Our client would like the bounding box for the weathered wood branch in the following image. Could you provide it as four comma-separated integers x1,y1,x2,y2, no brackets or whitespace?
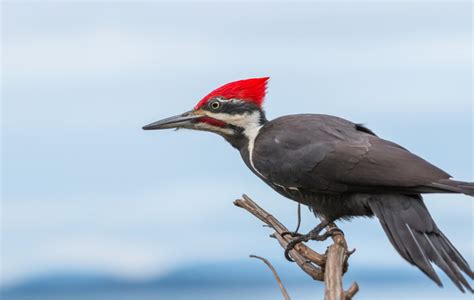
234,194,359,300
250,254,291,300
234,194,325,280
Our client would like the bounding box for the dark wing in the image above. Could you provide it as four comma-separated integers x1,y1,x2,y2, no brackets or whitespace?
253,114,451,193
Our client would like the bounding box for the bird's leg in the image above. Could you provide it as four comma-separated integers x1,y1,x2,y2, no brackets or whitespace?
284,220,343,261
281,203,303,238
294,203,302,234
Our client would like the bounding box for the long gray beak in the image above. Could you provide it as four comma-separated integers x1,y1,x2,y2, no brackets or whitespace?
142,111,201,130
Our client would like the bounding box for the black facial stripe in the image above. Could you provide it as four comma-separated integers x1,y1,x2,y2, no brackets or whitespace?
221,99,267,125
227,124,244,134
203,97,260,114
219,99,260,115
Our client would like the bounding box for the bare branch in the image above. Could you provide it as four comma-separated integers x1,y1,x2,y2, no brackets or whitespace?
250,255,291,300
234,194,325,281
344,283,359,300
234,194,359,300
324,241,346,300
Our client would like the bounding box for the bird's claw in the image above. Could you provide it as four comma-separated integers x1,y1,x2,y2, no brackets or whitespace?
326,227,344,236
281,231,303,238
284,235,310,261
284,226,344,262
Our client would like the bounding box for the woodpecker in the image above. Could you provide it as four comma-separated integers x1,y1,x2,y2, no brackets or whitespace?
143,77,474,292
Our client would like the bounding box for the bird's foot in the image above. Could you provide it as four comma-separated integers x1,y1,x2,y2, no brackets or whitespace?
281,231,303,238
284,224,343,261
326,226,344,237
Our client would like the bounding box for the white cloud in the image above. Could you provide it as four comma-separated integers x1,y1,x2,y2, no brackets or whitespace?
4,29,208,74
4,28,470,77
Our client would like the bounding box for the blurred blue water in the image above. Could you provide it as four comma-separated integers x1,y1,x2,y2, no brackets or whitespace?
2,262,473,300
3,285,471,300
3,284,466,300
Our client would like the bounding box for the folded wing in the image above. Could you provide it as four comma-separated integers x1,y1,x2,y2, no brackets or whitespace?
253,114,451,193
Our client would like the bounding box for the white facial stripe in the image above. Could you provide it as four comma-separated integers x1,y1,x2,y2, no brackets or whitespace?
206,110,261,130
194,122,234,135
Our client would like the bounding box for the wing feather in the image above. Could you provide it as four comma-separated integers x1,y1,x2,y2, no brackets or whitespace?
253,114,450,192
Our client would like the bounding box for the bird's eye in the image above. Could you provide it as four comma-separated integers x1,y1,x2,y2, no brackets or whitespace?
209,100,221,111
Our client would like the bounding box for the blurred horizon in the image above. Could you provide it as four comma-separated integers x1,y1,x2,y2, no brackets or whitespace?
1,1,472,299
1,260,471,300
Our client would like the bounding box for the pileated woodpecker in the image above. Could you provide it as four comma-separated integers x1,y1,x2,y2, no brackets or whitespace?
143,77,474,292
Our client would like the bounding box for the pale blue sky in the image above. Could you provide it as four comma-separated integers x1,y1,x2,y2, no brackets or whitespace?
1,1,472,296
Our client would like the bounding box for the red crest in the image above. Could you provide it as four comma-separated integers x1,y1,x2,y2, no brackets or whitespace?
194,77,269,109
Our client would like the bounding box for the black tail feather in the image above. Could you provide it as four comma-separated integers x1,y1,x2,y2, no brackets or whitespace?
369,195,473,292
437,231,474,278
429,179,474,196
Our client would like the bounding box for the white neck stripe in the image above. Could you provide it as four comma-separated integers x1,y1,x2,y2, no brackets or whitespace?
245,124,265,179
204,109,266,178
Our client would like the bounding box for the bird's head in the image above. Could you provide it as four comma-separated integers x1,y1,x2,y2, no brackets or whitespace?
142,77,269,137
